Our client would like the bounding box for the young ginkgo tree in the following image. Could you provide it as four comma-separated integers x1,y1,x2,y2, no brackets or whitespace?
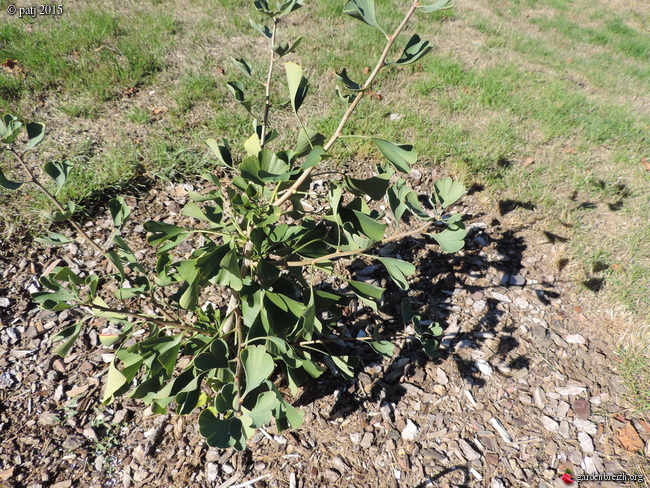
0,0,466,450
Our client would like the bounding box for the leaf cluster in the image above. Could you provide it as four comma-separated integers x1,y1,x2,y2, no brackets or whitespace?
0,0,464,451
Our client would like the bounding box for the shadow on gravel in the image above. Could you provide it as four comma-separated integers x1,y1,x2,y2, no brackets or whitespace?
295,197,549,420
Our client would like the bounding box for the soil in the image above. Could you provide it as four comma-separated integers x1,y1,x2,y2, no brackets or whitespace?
1,165,649,488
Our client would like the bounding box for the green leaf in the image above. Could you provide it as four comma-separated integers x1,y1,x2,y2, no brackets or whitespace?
430,222,466,253
392,34,432,66
344,174,390,200
109,196,131,229
199,410,244,449
277,0,303,17
240,149,291,184
102,351,143,403
352,210,386,241
35,232,72,246
336,85,357,104
52,321,83,356
194,339,230,371
250,20,272,39
404,190,432,220
244,133,262,157
369,339,394,357
232,57,254,80
432,177,465,208
0,113,21,144
206,138,233,168
346,279,384,310
215,383,238,413
242,345,274,396
295,129,325,157
274,36,303,57
377,257,416,290
144,221,189,249
301,145,327,169
336,69,363,91
285,62,309,114
25,122,45,150
331,356,355,379
245,390,280,427
371,138,416,173
343,0,381,31
227,81,252,113
277,400,304,430
0,168,24,190
418,0,452,13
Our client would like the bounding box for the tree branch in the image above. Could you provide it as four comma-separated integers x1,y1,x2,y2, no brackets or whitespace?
272,0,422,207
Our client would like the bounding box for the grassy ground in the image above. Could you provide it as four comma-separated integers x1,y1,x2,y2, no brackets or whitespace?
1,0,649,403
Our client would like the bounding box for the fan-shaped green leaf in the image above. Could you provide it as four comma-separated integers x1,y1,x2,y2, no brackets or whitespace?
0,168,24,190
418,0,452,13
377,256,415,290
343,0,381,30
285,62,309,114
371,138,416,173
432,177,465,208
250,20,272,39
26,122,45,150
344,174,390,200
227,81,252,113
295,129,325,157
242,345,274,396
392,34,432,66
429,222,467,253
336,69,363,91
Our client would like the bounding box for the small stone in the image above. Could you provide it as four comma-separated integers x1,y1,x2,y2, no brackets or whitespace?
0,297,10,307
436,368,449,385
475,359,493,376
206,463,218,483
540,416,559,433
557,401,570,418
491,292,511,303
573,419,597,435
578,432,594,453
350,433,362,445
490,477,506,488
222,463,234,474
62,435,84,451
360,432,374,448
490,418,513,443
51,481,72,488
432,384,446,396
533,387,546,409
582,456,598,475
572,399,590,419
556,386,587,396
502,274,525,286
559,421,571,438
254,462,266,471
569,450,582,464
473,300,487,312
565,334,586,344
514,297,529,309
401,419,419,442
323,469,340,483
471,290,484,301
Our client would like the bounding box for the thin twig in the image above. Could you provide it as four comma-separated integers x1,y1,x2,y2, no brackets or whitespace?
285,221,432,267
260,19,278,148
272,0,422,207
230,474,271,488
85,303,204,333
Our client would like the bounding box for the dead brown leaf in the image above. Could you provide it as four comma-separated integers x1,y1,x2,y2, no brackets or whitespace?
617,422,644,452
151,107,168,115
